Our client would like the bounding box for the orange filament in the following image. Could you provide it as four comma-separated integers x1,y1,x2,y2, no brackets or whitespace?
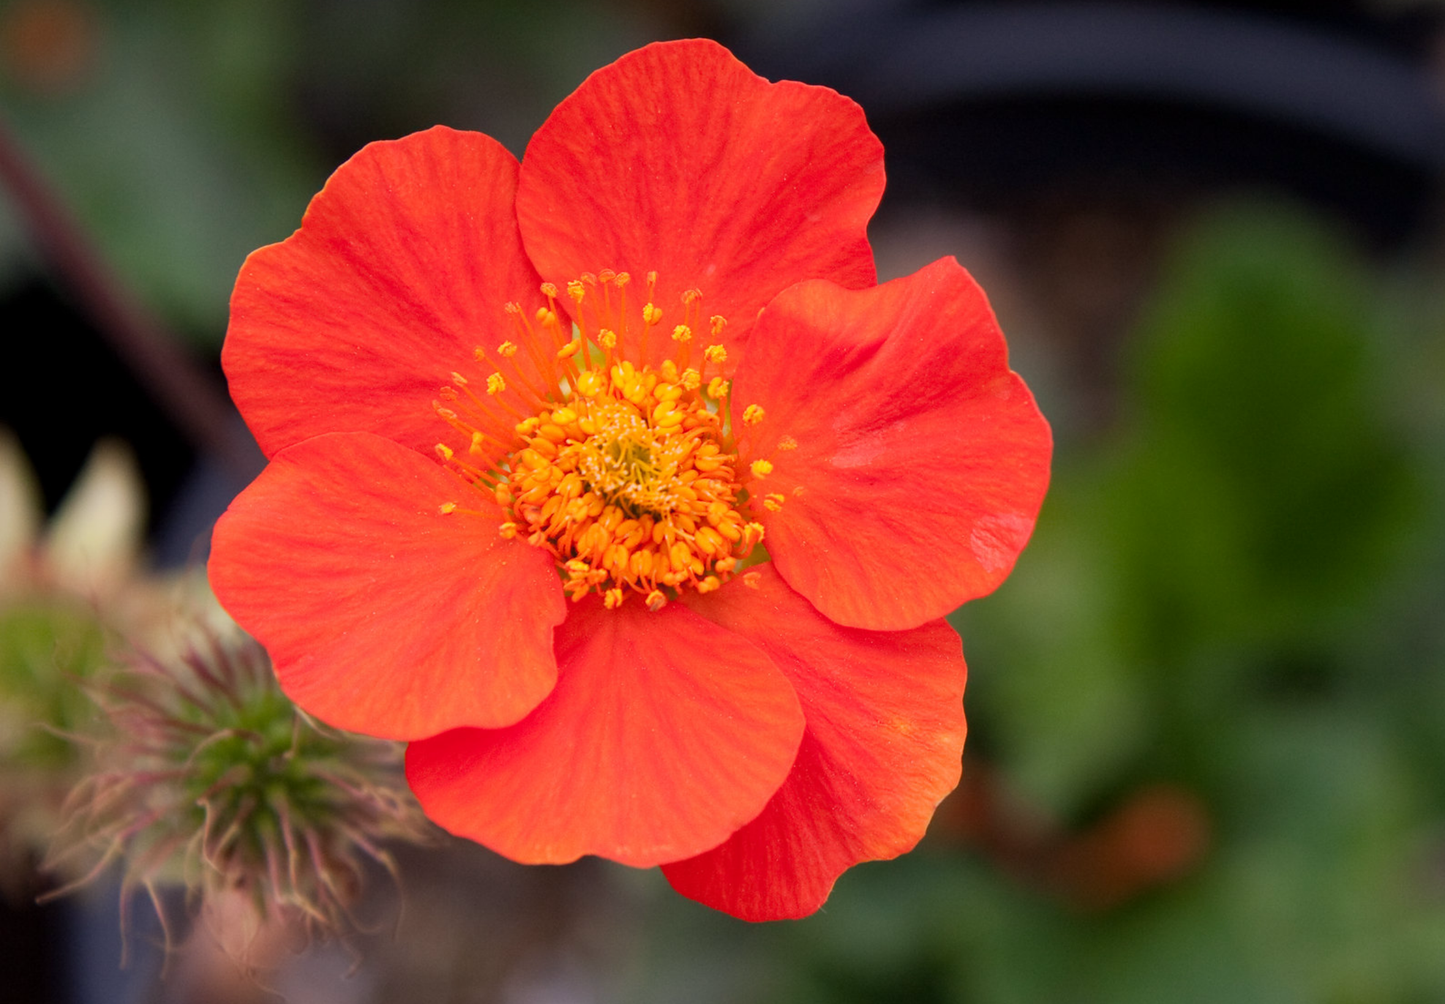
433,271,773,609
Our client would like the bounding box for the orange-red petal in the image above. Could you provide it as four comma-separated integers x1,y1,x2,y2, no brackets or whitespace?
208,432,563,740
405,595,805,868
665,564,967,920
733,257,1052,630
515,38,883,367
224,126,548,459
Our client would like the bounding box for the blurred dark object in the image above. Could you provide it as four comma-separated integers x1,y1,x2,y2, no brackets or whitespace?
0,894,66,1004
0,279,192,539
0,114,264,564
743,1,1445,247
0,120,261,485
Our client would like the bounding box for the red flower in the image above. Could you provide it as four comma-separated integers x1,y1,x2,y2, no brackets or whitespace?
208,39,1050,920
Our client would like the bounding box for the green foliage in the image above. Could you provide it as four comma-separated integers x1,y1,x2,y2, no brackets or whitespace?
0,600,107,770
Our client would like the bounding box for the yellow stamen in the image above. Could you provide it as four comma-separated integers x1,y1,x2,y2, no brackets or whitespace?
431,270,764,609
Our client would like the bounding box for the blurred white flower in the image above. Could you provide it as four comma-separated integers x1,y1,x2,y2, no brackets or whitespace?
0,427,146,599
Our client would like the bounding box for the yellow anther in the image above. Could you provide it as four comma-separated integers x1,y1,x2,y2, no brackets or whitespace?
743,404,766,426
504,301,523,315
695,526,726,555
630,549,654,578
778,435,798,451
576,370,604,397
710,315,727,337
450,371,469,386
763,498,783,512
470,267,764,608
439,502,458,514
750,459,774,478
435,443,454,461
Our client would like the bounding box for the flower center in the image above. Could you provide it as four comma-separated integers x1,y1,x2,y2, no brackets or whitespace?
431,271,766,610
